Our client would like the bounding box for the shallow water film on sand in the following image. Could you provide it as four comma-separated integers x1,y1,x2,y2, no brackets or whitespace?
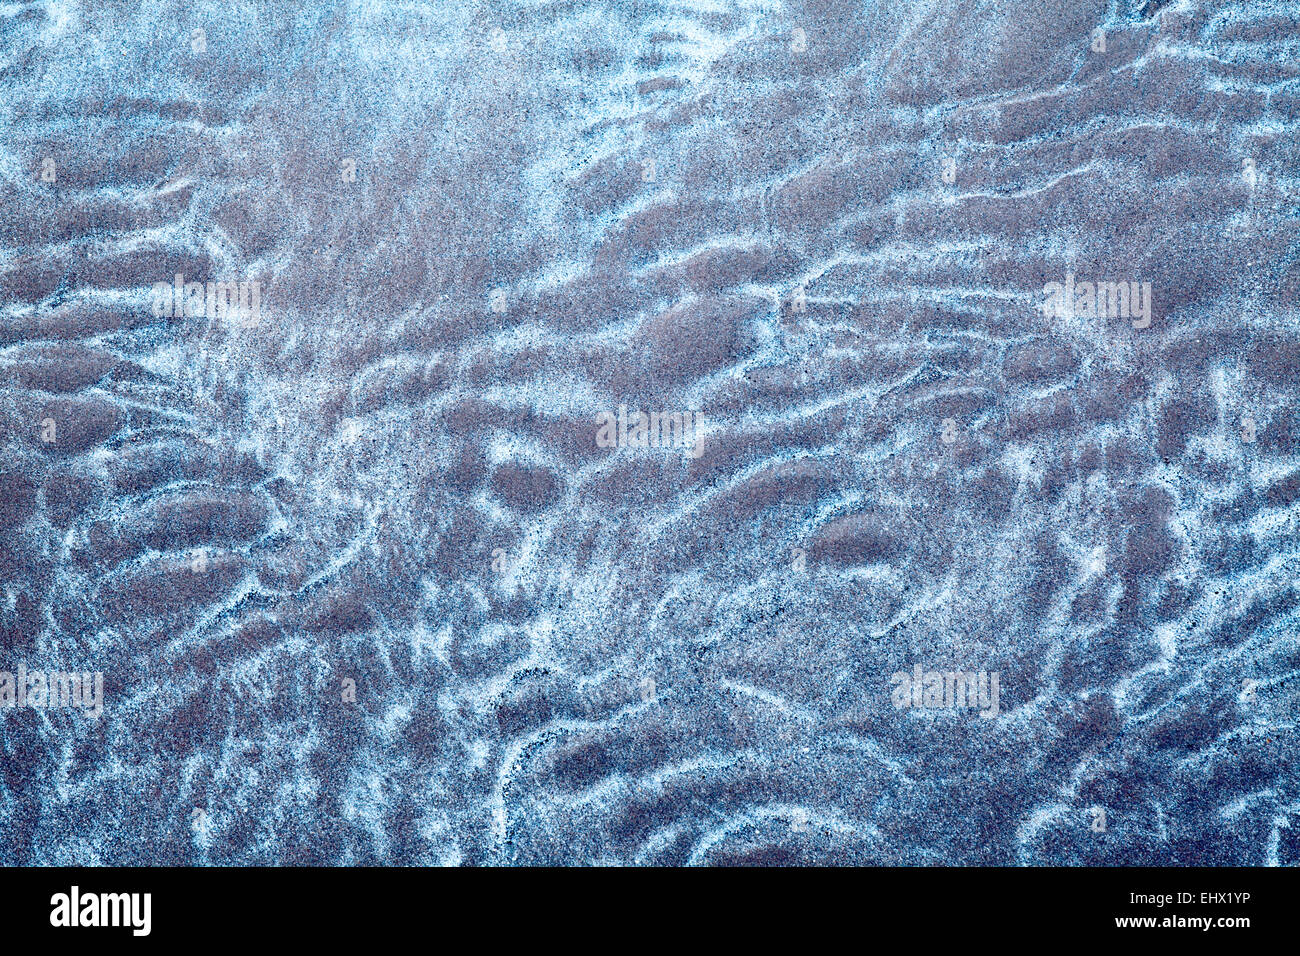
0,0,1297,865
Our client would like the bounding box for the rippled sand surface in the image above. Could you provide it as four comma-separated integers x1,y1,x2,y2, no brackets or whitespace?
1,0,1297,865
